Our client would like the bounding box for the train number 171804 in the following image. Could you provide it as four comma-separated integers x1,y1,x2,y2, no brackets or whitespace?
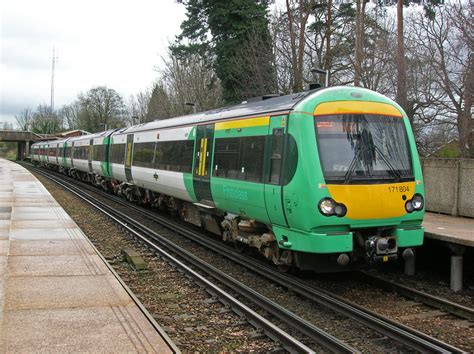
388,185,410,193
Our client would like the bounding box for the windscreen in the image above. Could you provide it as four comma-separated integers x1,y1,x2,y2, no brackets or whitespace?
315,114,413,183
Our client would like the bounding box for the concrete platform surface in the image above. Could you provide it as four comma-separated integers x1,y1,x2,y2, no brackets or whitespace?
424,212,474,247
0,159,177,353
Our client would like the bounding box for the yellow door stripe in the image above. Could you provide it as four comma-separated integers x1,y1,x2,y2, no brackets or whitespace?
126,143,132,167
314,101,402,117
215,116,270,130
198,138,204,176
202,138,208,176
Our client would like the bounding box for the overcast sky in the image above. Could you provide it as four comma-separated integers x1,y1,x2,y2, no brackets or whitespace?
0,0,187,128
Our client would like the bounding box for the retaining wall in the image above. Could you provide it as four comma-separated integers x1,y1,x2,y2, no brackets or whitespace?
421,158,474,217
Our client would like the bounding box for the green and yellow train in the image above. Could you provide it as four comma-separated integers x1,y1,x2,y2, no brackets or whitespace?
31,86,425,271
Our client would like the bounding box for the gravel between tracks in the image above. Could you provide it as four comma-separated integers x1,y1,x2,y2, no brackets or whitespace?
36,175,277,352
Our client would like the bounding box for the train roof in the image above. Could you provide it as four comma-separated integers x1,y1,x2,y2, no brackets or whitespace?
115,89,322,135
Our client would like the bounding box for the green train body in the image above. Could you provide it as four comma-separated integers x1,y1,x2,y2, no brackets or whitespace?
31,86,424,272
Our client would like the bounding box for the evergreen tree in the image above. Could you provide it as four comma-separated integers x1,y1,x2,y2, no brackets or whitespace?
173,0,276,103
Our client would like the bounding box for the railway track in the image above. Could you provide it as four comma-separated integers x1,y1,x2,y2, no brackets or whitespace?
30,166,355,353
28,164,466,353
356,271,474,322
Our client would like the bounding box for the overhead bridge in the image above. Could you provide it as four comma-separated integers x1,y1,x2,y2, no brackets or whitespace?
0,130,56,160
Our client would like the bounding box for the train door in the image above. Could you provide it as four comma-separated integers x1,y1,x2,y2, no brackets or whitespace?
193,124,214,206
264,116,289,227
55,143,59,165
70,142,75,168
88,139,93,173
125,134,134,182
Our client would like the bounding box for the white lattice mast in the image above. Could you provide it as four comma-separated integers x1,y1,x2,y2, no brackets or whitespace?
50,47,58,113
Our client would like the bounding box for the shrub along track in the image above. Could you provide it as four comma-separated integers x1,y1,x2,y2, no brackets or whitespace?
30,165,470,352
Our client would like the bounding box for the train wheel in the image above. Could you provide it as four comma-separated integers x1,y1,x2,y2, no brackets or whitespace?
233,240,247,253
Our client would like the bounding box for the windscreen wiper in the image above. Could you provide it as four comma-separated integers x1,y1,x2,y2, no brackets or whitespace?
343,147,362,183
373,145,402,181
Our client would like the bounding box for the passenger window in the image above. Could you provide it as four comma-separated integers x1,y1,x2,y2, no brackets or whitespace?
241,136,265,182
133,142,155,168
109,143,126,164
213,138,240,178
269,129,284,184
154,140,194,173
213,136,265,182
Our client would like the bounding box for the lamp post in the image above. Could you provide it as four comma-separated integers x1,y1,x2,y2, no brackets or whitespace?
311,67,329,88
185,102,197,114
131,115,140,125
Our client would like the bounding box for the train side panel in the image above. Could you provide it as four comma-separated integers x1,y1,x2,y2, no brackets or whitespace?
131,127,195,202
210,116,270,223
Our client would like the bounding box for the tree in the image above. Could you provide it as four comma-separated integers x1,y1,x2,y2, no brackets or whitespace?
30,105,62,134
128,90,151,124
174,0,276,103
273,2,355,92
15,108,33,131
354,0,367,86
147,52,223,120
407,2,472,157
59,102,82,130
147,82,175,120
77,86,127,132
396,0,409,123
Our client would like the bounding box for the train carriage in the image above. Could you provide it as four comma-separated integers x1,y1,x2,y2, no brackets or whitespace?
110,124,196,202
31,86,425,272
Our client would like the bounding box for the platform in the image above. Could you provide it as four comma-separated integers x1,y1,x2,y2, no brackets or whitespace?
424,212,474,247
0,159,178,352
423,212,473,292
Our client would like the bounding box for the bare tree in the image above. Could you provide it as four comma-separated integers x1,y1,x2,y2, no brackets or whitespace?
128,89,151,124
148,52,223,120
30,105,62,134
59,102,82,130
273,2,355,92
285,0,315,92
449,1,473,157
408,2,472,157
15,108,33,131
77,86,127,132
396,0,409,123
354,0,367,86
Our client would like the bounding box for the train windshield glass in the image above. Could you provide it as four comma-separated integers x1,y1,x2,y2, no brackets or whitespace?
315,114,413,183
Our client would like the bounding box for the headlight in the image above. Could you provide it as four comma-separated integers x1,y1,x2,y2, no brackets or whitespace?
411,194,424,211
405,200,414,213
318,198,347,217
334,203,347,217
405,194,424,213
319,198,336,216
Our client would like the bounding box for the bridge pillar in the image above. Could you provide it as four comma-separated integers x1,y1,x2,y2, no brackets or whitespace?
17,142,27,160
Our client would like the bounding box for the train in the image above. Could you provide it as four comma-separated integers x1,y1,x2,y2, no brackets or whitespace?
31,86,425,272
